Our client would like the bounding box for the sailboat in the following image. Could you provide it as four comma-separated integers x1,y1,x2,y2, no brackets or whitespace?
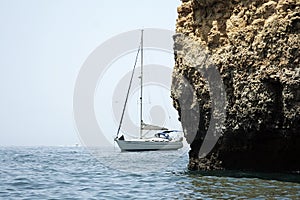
114,30,183,151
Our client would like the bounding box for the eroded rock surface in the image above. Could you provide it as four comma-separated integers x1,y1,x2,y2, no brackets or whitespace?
172,0,300,171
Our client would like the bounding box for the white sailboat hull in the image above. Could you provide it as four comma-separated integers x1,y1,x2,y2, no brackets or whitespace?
116,139,183,152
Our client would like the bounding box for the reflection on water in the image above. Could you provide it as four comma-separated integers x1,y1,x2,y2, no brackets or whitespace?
193,170,300,183
175,171,300,199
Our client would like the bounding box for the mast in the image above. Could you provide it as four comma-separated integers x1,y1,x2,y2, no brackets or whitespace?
140,29,144,139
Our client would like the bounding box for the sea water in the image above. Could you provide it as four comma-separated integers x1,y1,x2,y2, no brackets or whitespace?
0,146,299,199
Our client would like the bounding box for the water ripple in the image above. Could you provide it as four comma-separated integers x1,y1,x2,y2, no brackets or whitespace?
0,147,299,199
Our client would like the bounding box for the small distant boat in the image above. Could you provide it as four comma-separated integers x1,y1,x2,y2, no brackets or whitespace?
114,30,183,151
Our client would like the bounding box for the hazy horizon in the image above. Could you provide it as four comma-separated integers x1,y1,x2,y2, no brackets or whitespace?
0,0,181,146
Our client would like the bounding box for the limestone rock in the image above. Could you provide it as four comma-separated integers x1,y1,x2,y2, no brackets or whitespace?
172,0,300,171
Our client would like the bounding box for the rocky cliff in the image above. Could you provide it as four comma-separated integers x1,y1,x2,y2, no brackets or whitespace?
172,0,300,171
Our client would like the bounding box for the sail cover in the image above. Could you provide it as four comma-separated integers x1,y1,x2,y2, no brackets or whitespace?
141,122,168,130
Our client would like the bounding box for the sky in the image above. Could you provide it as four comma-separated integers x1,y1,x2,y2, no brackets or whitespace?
0,0,181,146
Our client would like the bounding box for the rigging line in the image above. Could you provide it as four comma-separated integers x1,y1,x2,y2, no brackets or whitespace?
115,44,141,139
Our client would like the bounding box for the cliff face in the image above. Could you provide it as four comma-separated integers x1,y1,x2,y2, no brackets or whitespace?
172,0,300,171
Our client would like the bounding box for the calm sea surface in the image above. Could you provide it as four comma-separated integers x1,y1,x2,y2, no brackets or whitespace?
0,146,299,199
